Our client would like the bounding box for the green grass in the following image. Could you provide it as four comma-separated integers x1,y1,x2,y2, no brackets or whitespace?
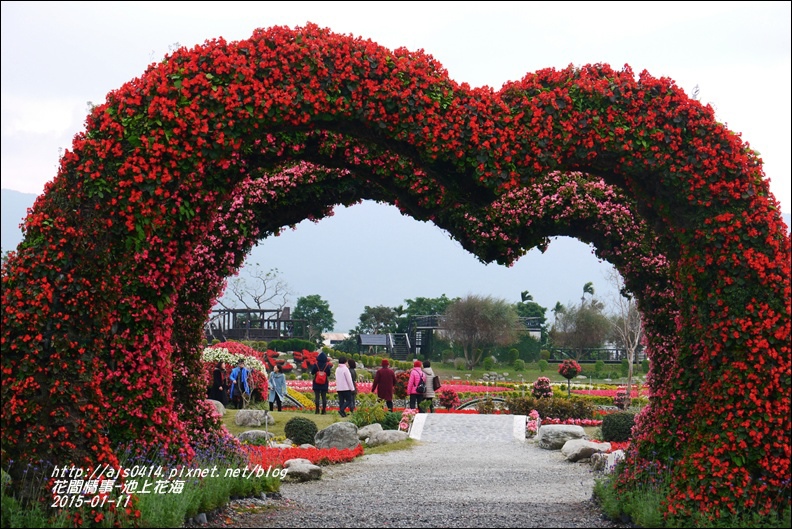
222,408,350,439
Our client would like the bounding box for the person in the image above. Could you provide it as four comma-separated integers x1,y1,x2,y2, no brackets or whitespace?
229,360,250,409
209,361,229,405
348,359,358,413
335,357,355,417
267,364,287,412
407,360,426,411
421,360,436,413
311,352,332,415
371,359,397,413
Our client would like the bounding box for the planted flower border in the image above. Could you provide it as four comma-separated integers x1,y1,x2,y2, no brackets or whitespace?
1,23,788,524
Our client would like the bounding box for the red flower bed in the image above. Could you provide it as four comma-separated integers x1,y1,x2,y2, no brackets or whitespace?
246,444,364,468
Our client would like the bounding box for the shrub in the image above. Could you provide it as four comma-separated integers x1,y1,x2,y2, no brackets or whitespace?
284,416,319,446
442,349,455,363
594,360,606,375
513,359,525,372
621,358,629,378
475,397,496,414
506,348,519,365
454,358,467,371
436,388,461,409
482,356,496,370
539,350,551,360
504,396,596,421
394,371,410,399
558,359,582,380
532,377,553,399
538,359,549,372
601,412,635,442
379,412,402,430
641,358,650,374
613,389,630,410
349,393,386,428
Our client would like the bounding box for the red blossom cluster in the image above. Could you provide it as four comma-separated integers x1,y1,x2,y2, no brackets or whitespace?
1,23,788,525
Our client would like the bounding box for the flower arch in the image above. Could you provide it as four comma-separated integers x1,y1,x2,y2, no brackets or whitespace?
2,23,789,522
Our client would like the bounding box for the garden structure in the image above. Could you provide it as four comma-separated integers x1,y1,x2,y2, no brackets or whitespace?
1,23,789,525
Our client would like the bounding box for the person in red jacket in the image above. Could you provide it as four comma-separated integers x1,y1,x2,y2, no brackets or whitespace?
371,359,397,413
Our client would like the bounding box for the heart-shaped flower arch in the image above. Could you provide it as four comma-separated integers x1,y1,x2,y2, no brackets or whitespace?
1,23,789,522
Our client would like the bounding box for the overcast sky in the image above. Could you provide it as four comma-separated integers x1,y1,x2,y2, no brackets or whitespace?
2,1,790,330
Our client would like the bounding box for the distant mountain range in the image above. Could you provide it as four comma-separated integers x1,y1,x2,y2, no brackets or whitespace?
2,188,790,332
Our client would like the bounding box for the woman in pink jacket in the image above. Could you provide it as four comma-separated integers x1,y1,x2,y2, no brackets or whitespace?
407,360,426,411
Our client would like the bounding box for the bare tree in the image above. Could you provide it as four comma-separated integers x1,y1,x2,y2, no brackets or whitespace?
604,267,644,401
216,263,291,311
549,282,609,361
444,294,520,369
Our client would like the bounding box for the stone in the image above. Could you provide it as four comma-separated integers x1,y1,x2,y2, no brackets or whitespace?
358,423,384,440
561,439,610,462
314,422,360,450
207,399,226,416
237,430,274,443
283,460,322,482
235,409,273,427
537,424,586,450
366,429,409,447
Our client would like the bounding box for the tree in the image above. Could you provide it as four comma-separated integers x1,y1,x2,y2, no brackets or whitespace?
395,294,457,332
443,294,521,369
604,267,644,402
293,294,336,348
216,263,291,311
355,305,398,335
549,282,610,360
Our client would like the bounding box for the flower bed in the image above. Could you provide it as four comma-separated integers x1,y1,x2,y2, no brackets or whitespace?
245,444,364,468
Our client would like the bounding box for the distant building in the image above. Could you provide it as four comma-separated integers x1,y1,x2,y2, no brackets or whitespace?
322,333,349,348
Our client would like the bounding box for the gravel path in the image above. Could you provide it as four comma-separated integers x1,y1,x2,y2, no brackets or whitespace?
192,414,634,528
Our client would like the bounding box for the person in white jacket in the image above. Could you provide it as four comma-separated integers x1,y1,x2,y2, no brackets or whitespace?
422,360,436,413
335,357,355,417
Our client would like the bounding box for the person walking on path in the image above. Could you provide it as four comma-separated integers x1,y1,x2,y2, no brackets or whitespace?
348,359,359,413
421,360,436,413
335,357,355,417
267,364,287,412
311,352,332,414
407,360,426,411
371,359,397,412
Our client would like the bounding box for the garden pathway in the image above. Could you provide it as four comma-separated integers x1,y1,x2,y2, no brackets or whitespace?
195,413,633,528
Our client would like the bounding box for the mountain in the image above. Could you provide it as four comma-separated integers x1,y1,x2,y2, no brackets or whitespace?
2,188,790,332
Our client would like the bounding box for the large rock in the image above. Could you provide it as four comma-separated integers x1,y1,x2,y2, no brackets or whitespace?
314,422,360,450
207,399,226,417
366,429,408,447
283,458,322,482
561,439,610,462
591,449,625,473
358,423,384,440
235,409,273,427
237,430,274,443
537,424,586,450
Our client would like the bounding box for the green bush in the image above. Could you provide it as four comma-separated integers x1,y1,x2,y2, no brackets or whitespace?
537,359,549,372
594,360,606,375
504,395,596,420
349,393,386,427
284,416,319,445
379,412,402,430
454,358,467,370
539,350,551,360
621,359,630,377
641,358,650,374
601,412,635,442
506,348,519,365
482,356,495,370
475,397,497,415
513,359,525,372
442,349,455,363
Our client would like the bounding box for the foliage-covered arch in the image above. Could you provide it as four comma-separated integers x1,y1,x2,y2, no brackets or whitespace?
2,23,789,524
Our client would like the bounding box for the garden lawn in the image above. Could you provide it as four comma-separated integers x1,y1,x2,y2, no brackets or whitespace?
222,409,349,439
